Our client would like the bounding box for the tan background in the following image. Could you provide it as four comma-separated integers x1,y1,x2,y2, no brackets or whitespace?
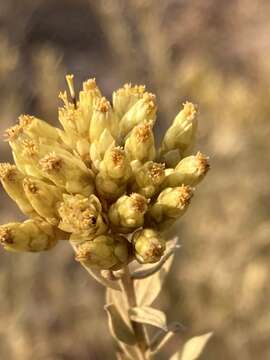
0,0,270,359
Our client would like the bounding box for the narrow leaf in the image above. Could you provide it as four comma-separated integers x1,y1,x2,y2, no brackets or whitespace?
118,344,142,360
106,287,130,325
129,306,168,331
105,304,136,345
150,322,185,353
177,332,212,360
135,238,178,306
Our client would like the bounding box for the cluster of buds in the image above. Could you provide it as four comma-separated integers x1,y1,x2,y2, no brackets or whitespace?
0,76,209,269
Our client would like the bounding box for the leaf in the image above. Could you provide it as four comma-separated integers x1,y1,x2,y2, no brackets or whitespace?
150,321,185,353
170,332,212,360
170,353,180,360
105,304,136,345
106,287,130,325
118,344,142,360
135,238,177,306
129,306,168,331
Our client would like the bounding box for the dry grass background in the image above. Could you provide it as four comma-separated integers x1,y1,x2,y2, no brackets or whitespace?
0,0,270,359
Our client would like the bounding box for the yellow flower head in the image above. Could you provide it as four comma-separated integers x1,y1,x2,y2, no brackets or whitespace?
0,75,209,268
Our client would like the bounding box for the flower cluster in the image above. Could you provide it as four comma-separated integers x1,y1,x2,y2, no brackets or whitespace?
0,75,209,269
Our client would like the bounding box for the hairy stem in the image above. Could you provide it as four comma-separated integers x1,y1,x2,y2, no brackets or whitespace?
120,265,149,360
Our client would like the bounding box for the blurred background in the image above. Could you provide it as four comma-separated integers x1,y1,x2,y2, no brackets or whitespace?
0,0,270,359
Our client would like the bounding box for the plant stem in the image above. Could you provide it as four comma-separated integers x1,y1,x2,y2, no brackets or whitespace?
120,265,149,360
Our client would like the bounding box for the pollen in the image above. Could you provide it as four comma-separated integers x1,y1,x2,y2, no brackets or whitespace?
0,163,17,181
135,121,153,142
143,92,156,113
4,124,23,142
177,185,193,208
39,153,62,172
0,227,13,245
19,114,35,127
111,148,124,166
149,163,165,183
95,97,110,113
196,152,210,175
22,139,37,156
131,193,148,213
182,101,197,120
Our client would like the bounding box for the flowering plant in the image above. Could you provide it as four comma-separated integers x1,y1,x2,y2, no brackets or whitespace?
0,75,211,359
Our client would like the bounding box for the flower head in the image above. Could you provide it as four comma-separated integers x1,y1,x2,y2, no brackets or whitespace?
0,75,209,268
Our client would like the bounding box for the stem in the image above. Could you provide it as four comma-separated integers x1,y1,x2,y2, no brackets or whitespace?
120,265,149,360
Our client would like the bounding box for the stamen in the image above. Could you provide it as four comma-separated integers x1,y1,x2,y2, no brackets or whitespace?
196,152,210,175
0,163,17,181
95,97,110,113
130,193,148,213
135,121,153,142
39,153,62,172
4,124,23,142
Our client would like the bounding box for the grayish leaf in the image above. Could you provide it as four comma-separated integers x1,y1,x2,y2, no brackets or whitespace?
106,287,130,325
129,306,168,331
105,304,136,345
170,332,212,360
150,321,185,353
181,332,212,360
118,344,143,360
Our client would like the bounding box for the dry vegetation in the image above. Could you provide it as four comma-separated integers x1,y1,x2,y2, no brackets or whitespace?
0,0,270,359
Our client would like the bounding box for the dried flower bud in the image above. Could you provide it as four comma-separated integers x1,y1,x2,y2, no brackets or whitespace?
109,193,148,233
58,86,93,161
39,152,94,196
58,90,77,134
5,116,62,148
22,177,63,225
90,97,118,142
101,146,131,180
5,123,75,179
0,163,37,217
75,235,129,270
124,120,156,162
119,92,157,137
18,114,64,145
89,128,115,171
133,161,165,198
133,228,165,264
160,102,197,159
58,194,107,238
96,147,131,200
113,83,146,119
0,219,61,252
79,78,102,132
165,152,210,187
148,185,193,224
